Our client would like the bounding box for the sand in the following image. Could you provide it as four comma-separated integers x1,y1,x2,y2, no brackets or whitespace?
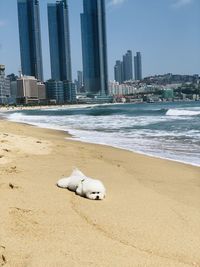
0,119,200,267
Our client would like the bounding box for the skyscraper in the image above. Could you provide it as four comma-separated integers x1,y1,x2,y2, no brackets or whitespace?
134,52,142,80
81,0,108,95
114,60,123,84
123,50,133,81
47,0,72,82
17,0,43,81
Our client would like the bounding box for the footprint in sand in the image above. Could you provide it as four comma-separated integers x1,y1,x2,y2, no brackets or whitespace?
6,166,19,174
9,183,19,189
3,149,10,153
0,246,6,266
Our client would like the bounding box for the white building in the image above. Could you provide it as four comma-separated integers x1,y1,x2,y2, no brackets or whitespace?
17,75,46,104
108,81,137,96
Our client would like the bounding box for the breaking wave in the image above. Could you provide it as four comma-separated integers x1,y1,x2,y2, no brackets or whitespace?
166,109,200,116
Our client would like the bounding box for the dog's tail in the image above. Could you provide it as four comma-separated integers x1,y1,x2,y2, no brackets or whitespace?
71,167,87,179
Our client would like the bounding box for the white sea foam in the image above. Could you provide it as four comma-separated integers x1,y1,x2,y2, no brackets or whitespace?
166,108,200,116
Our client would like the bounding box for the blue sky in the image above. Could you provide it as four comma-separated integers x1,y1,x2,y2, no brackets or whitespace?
0,0,199,80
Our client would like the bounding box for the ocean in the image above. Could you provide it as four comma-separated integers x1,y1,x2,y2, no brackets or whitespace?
3,101,200,167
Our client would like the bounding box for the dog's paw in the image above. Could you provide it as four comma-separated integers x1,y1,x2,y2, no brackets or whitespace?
57,177,70,188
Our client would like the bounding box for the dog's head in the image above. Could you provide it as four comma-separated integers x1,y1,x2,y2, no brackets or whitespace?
84,180,106,200
86,190,105,200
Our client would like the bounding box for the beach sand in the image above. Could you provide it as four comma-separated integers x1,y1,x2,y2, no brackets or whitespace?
0,119,200,267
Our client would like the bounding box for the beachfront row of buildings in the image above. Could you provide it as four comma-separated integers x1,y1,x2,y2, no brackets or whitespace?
1,63,199,105
0,65,76,105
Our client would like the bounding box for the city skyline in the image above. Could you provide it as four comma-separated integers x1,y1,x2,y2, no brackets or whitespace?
0,0,199,81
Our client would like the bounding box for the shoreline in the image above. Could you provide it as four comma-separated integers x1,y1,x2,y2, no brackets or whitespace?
2,100,200,169
68,137,200,168
3,112,200,168
1,119,200,266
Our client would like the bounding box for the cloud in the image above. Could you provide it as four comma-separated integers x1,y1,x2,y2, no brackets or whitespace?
171,0,193,8
108,0,126,7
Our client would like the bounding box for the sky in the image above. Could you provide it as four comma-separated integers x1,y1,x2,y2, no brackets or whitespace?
0,0,199,81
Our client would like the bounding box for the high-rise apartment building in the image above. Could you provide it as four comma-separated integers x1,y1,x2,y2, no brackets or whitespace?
114,60,123,84
81,0,108,95
123,50,133,81
47,0,72,82
17,0,43,81
134,52,142,80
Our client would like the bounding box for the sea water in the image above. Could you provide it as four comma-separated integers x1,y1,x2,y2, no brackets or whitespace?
4,101,200,167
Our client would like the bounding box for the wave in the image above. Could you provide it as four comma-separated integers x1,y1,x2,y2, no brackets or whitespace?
4,102,200,167
166,109,200,116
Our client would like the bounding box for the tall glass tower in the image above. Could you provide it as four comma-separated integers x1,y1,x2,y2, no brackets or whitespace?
17,0,43,81
134,52,142,81
47,0,72,82
114,60,123,84
123,50,133,81
81,0,108,95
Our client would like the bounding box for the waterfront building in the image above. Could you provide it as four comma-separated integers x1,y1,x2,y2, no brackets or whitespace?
81,0,108,95
47,0,72,82
123,50,133,81
17,0,43,81
63,81,76,103
108,80,137,96
46,80,76,104
17,75,46,104
46,80,64,104
0,65,11,105
134,52,142,80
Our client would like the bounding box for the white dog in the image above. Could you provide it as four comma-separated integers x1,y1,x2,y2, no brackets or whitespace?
57,169,106,200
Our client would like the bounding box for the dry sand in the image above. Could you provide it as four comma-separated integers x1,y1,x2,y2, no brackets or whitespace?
0,119,200,267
